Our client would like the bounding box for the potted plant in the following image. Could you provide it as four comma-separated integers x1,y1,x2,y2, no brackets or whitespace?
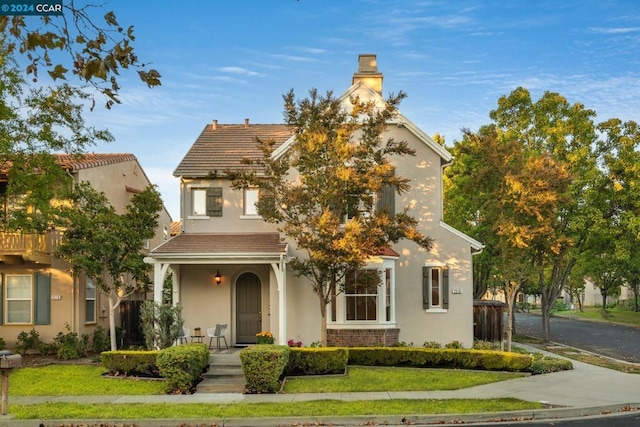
255,331,274,344
194,327,201,337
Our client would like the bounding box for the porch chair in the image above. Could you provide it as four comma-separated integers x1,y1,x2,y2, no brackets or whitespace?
207,324,228,351
177,327,190,344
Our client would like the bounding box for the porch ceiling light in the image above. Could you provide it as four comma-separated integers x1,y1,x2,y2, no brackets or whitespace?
214,270,222,285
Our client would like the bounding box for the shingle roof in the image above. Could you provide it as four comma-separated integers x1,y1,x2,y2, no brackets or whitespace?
151,232,286,256
54,153,137,171
173,123,292,177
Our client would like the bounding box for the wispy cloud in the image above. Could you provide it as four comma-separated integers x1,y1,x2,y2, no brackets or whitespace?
218,67,265,77
589,27,640,34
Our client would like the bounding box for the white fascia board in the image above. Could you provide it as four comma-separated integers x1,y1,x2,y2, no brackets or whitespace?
439,221,484,253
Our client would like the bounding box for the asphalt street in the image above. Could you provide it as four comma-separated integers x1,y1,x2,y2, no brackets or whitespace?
514,312,640,363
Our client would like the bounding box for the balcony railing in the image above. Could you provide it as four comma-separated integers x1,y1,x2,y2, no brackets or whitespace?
0,231,62,264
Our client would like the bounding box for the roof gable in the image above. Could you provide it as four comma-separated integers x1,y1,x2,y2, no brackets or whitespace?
273,81,453,163
173,123,292,178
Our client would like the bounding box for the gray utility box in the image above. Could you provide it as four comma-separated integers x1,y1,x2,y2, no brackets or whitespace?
0,351,21,369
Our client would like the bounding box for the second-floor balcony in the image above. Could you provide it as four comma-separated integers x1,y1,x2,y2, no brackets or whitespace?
0,231,62,265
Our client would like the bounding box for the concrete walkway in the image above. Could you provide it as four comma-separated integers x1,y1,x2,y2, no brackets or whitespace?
2,344,640,426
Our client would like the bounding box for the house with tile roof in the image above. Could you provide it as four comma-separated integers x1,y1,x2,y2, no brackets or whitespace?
147,55,483,347
0,153,172,348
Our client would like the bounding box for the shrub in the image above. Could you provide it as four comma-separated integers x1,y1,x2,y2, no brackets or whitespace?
140,301,184,350
15,329,43,356
285,347,348,376
157,343,209,394
348,347,534,372
473,340,499,350
102,350,160,376
241,344,290,393
0,338,5,351
444,340,464,349
53,324,88,360
423,341,441,349
529,354,574,374
92,326,110,353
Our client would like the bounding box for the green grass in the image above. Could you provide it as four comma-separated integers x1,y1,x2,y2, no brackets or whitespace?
553,307,640,327
9,399,542,420
10,365,166,395
283,366,525,393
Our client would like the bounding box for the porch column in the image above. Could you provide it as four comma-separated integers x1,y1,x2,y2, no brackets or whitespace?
272,254,287,345
152,262,171,304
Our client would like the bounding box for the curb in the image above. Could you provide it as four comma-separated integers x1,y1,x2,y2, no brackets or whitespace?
2,403,639,426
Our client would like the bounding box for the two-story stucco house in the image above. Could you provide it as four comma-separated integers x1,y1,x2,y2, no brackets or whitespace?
147,55,482,348
0,153,173,348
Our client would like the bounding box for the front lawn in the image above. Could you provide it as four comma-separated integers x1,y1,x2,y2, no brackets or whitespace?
10,398,542,420
283,366,525,393
10,365,166,395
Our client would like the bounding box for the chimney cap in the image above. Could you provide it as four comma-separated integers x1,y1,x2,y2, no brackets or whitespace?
357,54,379,74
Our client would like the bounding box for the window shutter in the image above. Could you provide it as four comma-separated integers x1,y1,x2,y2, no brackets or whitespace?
376,168,395,216
422,266,430,309
206,187,223,217
35,272,51,325
442,267,449,309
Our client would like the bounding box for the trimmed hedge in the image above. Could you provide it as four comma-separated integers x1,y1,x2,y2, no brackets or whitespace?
347,347,534,372
240,345,290,393
157,343,210,394
285,347,348,376
101,350,160,376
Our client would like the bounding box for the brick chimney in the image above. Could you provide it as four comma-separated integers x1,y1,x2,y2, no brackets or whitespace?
352,54,383,95
244,118,250,128
212,119,218,130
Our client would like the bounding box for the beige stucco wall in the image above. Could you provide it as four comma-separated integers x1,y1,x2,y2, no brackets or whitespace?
180,178,278,234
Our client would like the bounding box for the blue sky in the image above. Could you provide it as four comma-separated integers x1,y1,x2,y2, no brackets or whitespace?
78,0,640,220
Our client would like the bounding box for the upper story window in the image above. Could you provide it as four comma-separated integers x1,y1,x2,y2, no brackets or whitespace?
191,187,223,217
422,266,449,311
243,188,260,216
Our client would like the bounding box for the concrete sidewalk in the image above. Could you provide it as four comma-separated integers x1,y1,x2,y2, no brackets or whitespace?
2,344,640,426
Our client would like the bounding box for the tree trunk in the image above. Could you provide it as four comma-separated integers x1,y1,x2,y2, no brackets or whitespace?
320,297,327,346
601,289,608,313
108,295,118,351
540,288,552,343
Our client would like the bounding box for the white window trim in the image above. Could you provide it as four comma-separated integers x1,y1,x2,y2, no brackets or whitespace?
242,188,261,218
5,274,33,324
190,187,208,217
424,263,448,313
85,278,97,324
329,257,396,326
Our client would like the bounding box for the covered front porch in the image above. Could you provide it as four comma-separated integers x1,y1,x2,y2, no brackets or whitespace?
145,233,288,346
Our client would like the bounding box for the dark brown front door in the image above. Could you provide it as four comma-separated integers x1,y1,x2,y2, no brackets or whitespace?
236,272,262,343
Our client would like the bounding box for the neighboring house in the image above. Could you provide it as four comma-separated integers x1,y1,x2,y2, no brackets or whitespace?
561,278,633,308
0,153,172,348
147,54,483,347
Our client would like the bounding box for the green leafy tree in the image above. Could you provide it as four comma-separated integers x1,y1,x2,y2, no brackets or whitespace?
56,182,163,350
236,89,433,345
445,125,570,350
0,2,160,231
0,39,113,231
0,2,161,109
594,118,640,312
488,88,599,342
